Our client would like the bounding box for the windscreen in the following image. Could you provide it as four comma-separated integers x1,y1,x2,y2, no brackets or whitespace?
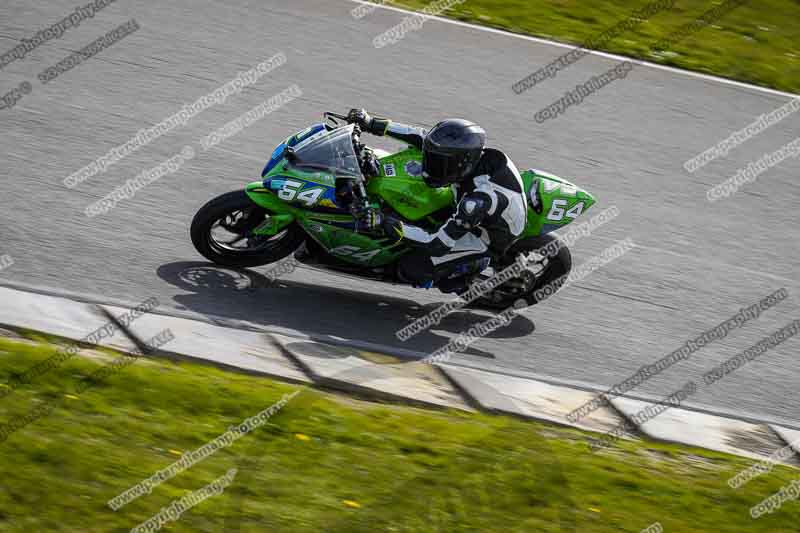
291,124,362,178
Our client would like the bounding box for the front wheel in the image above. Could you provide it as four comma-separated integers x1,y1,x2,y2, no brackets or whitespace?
471,234,572,310
190,190,306,268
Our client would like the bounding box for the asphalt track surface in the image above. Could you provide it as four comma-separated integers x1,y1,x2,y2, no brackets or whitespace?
0,0,798,428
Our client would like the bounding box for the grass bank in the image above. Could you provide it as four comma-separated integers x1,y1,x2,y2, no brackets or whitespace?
375,0,800,94
0,333,797,532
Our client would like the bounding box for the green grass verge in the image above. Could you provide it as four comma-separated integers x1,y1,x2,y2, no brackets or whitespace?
0,333,798,532
375,0,800,94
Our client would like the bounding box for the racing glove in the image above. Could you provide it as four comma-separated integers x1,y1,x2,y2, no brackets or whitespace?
347,108,389,135
381,213,405,243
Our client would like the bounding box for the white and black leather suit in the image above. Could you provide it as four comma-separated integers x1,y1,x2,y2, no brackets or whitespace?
370,120,529,288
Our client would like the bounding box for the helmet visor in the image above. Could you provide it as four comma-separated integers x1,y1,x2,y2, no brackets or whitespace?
422,150,463,185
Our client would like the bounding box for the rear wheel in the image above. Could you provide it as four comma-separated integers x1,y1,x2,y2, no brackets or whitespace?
190,190,305,268
470,234,572,310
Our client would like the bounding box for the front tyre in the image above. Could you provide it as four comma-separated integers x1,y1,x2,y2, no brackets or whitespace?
190,190,305,268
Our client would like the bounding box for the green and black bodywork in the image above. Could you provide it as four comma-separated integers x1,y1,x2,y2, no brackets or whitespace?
191,114,596,308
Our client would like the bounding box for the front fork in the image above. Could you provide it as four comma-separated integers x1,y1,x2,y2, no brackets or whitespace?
252,214,294,236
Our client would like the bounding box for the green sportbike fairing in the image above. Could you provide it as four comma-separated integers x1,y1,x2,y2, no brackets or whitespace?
190,112,596,308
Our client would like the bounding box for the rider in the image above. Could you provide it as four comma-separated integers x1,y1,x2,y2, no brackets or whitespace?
348,109,529,292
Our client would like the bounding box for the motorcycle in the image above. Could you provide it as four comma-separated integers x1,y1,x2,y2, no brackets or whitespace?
190,112,595,308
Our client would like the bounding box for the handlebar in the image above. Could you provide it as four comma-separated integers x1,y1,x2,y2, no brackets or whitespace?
323,110,362,145
324,111,351,127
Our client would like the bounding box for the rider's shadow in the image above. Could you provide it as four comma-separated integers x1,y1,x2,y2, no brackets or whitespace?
156,261,535,360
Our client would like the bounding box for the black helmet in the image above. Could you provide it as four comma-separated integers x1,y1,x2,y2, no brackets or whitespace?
422,119,486,187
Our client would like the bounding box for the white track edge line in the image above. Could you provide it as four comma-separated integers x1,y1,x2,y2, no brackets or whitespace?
1,279,799,432
348,0,800,99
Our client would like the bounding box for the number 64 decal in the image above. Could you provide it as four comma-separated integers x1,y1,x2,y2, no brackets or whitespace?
546,199,585,221
277,179,324,207
330,245,381,262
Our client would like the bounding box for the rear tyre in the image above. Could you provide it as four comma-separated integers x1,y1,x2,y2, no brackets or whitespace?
516,234,572,306
190,190,305,268
471,233,572,310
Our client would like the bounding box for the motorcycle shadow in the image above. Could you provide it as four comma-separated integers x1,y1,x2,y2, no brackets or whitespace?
156,261,536,360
